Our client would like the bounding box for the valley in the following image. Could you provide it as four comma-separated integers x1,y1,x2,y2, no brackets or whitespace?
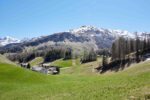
0,54,149,100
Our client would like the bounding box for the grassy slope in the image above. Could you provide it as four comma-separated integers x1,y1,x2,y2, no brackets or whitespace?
0,54,16,65
0,58,149,100
29,57,44,66
29,57,78,68
50,59,73,68
61,57,101,75
47,58,80,68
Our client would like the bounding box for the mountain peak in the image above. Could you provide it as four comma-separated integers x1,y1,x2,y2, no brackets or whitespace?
70,25,99,34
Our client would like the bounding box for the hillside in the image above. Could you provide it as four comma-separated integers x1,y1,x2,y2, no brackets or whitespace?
0,56,149,100
0,54,16,65
50,59,74,68
29,57,44,66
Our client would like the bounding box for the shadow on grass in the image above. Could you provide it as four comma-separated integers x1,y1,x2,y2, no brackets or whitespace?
96,58,144,74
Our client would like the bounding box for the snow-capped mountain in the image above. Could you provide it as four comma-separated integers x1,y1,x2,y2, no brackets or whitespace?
70,25,133,38
0,25,143,53
68,25,135,48
0,36,20,46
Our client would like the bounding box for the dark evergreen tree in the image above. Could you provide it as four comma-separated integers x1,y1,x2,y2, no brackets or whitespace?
81,49,97,63
135,32,140,63
102,50,108,67
63,48,72,60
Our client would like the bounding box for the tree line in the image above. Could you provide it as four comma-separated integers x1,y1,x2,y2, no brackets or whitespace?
101,33,150,72
6,46,73,63
80,48,97,63
6,45,98,64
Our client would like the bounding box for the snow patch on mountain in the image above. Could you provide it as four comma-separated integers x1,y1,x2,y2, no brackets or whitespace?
70,25,99,34
0,36,20,46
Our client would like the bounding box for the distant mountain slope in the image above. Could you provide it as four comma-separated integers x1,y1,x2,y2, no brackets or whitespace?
0,26,136,53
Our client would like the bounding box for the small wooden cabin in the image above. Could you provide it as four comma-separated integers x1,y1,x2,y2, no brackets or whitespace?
20,63,31,69
31,66,60,75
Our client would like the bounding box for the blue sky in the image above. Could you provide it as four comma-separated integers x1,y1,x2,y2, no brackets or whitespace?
0,0,150,39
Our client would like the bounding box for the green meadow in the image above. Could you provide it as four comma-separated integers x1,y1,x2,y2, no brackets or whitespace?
0,56,149,100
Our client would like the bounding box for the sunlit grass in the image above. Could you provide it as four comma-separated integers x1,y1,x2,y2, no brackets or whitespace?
50,59,75,68
29,57,44,66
